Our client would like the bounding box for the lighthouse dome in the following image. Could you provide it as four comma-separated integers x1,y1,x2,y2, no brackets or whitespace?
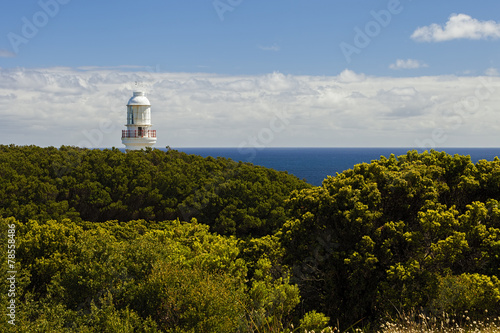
127,91,151,106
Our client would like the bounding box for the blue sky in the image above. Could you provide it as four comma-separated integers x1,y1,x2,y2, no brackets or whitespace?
2,0,499,75
1,0,500,147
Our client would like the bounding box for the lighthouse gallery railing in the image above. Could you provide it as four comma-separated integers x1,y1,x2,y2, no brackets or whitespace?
122,130,157,138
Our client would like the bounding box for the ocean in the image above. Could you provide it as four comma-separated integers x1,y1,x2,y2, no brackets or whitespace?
173,148,500,186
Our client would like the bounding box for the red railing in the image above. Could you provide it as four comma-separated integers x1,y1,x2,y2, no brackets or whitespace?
122,130,156,138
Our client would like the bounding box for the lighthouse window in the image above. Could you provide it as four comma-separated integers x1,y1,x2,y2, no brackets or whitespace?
128,109,134,124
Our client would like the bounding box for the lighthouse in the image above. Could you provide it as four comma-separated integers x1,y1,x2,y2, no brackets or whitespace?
121,91,157,150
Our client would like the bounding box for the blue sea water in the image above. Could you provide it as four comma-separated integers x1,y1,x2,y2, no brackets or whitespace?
173,148,500,186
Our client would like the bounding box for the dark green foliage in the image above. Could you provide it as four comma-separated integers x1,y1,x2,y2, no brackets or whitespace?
133,261,246,332
281,150,500,328
0,217,300,332
432,273,500,315
299,310,331,332
0,145,309,237
3,147,500,331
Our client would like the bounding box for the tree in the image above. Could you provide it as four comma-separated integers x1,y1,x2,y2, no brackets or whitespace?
281,150,500,327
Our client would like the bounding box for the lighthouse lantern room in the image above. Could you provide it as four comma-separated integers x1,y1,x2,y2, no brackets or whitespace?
121,91,157,150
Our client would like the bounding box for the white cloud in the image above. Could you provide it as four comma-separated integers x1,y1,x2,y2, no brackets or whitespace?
337,69,366,83
389,59,428,70
377,87,429,118
0,49,16,58
258,43,280,52
411,14,500,42
77,65,151,71
1,67,499,148
485,67,499,76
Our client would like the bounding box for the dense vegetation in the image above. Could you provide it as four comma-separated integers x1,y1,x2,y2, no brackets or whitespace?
1,145,500,332
0,145,309,238
283,150,500,328
1,217,305,332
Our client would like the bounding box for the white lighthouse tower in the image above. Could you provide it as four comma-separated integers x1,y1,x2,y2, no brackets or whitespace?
121,91,157,150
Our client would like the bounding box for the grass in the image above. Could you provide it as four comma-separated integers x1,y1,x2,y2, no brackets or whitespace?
376,311,500,333
294,311,500,333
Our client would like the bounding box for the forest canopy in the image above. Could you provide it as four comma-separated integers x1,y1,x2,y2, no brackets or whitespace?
1,146,500,332
0,145,310,237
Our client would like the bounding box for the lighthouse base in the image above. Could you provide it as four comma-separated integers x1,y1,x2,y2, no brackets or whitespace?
121,137,157,150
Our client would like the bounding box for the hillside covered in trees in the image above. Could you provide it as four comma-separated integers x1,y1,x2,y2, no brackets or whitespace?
1,145,500,332
0,145,309,238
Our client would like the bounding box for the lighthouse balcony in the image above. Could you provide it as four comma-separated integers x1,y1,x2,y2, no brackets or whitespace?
122,130,157,138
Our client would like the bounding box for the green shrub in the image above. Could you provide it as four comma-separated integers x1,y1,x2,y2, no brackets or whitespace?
132,261,246,332
281,150,500,326
432,273,500,317
299,310,331,332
